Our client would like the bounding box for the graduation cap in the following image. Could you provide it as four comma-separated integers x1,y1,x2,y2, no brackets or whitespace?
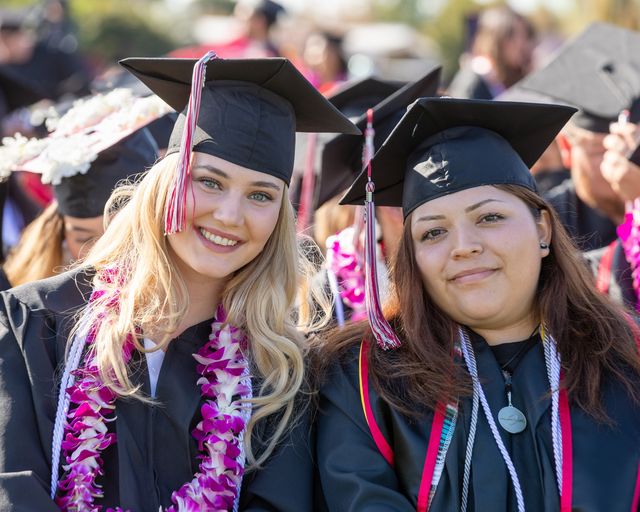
316,65,441,208
293,76,406,229
120,53,359,233
341,97,577,218
513,22,640,133
55,128,158,218
0,89,168,219
324,76,406,119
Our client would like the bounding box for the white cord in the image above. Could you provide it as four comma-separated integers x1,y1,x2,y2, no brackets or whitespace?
49,313,92,498
542,329,563,495
460,377,479,512
459,328,526,512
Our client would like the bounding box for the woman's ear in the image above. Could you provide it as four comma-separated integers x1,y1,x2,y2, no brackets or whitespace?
537,209,552,256
556,133,572,169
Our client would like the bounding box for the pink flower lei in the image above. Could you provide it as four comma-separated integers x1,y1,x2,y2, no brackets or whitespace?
617,202,640,310
325,225,390,324
53,283,251,512
325,226,367,322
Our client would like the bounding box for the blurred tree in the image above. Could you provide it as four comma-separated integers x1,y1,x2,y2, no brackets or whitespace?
2,0,179,68
371,0,490,83
590,0,639,29
195,0,236,15
69,0,178,64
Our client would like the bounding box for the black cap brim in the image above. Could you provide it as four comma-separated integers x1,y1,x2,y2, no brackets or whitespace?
317,65,441,207
513,22,640,131
325,76,406,113
119,57,360,135
340,97,576,207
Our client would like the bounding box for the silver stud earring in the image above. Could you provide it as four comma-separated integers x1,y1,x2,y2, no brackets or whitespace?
539,242,549,249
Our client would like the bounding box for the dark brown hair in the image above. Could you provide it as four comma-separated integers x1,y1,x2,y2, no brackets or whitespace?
472,6,535,88
315,184,640,420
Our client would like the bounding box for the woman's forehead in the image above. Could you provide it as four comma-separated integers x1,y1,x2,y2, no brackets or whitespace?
192,152,285,188
411,186,512,217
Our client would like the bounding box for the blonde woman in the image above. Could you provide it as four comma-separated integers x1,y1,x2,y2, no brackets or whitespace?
0,55,357,511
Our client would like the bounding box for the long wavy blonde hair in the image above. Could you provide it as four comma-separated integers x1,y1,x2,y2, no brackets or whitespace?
78,153,327,466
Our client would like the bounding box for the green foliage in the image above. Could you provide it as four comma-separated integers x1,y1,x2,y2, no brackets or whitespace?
195,0,236,15
370,0,490,83
422,0,486,83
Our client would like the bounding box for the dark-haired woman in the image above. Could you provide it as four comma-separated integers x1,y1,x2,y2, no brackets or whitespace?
314,98,640,511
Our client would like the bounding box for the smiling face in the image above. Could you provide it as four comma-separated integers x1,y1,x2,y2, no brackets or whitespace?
166,152,285,287
410,185,551,339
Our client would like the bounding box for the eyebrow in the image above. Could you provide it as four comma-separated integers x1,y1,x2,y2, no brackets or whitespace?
193,164,282,191
66,225,97,233
414,199,505,223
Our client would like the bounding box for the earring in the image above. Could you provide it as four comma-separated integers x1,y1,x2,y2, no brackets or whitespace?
539,242,549,249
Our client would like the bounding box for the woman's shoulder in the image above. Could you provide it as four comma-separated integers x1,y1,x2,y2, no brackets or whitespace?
0,266,94,317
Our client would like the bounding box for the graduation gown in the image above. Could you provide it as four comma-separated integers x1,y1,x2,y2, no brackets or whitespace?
0,268,315,511
544,179,618,252
316,335,640,511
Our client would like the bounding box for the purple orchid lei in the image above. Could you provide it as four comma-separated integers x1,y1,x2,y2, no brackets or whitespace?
618,202,640,310
325,226,367,321
55,296,251,512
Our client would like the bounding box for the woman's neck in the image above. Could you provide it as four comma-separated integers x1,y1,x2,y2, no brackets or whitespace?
469,315,539,346
146,274,228,344
177,274,227,335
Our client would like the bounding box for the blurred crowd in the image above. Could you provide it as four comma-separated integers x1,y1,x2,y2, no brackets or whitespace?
0,0,639,314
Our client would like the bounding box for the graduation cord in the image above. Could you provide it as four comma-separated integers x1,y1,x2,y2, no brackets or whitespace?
542,326,563,495
460,375,479,512
459,327,568,512
50,309,93,498
459,328,526,512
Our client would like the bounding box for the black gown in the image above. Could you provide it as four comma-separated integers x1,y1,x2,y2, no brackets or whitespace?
0,268,316,511
544,179,618,252
316,333,640,511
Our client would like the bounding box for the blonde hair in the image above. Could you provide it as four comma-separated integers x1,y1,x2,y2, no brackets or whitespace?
78,153,326,467
4,201,65,286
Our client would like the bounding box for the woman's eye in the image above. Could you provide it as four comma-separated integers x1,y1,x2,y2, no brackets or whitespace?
479,213,505,223
421,228,446,241
249,191,273,202
198,178,221,190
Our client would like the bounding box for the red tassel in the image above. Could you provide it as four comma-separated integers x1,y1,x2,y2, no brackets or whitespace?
296,133,318,233
362,108,401,350
165,51,218,235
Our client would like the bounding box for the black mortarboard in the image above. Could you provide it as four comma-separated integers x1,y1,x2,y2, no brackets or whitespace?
325,77,405,119
55,128,158,218
513,22,640,133
341,97,576,218
119,57,360,186
317,65,441,208
0,65,48,114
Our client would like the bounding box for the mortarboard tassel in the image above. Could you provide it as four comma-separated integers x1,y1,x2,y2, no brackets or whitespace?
165,51,218,235
296,133,318,233
363,108,401,350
